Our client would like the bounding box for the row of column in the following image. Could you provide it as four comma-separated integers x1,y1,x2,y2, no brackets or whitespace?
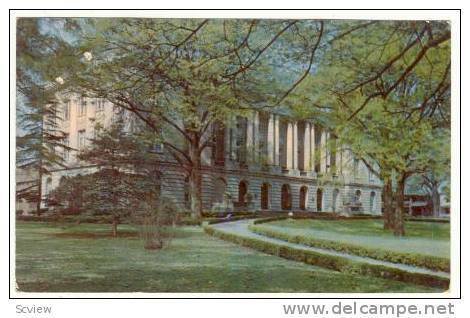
225,112,338,174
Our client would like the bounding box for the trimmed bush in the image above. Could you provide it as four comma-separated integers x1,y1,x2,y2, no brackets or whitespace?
249,224,450,273
406,217,450,223
207,215,258,225
204,225,449,289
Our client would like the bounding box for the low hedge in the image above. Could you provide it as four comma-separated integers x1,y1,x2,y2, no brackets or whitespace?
17,214,203,226
202,211,255,218
249,224,450,273
252,214,381,225
406,217,450,223
204,225,449,290
253,216,289,224
207,215,257,225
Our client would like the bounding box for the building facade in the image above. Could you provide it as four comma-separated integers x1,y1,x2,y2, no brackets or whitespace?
42,96,383,215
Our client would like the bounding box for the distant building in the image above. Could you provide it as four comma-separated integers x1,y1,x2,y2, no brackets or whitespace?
16,167,38,215
41,95,383,214
404,194,433,216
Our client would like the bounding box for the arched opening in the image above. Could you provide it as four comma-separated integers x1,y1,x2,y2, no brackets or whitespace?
45,177,52,196
299,186,308,210
184,176,190,208
238,180,248,204
151,169,162,199
261,183,270,210
281,184,292,210
355,189,362,202
332,189,340,212
370,191,376,212
213,122,225,166
213,177,227,204
316,188,323,212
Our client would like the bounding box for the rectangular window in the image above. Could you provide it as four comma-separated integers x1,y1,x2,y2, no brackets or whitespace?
314,126,322,173
330,135,337,174
63,134,70,160
77,130,86,149
78,98,87,117
96,99,105,112
154,143,164,153
63,101,70,121
353,158,359,179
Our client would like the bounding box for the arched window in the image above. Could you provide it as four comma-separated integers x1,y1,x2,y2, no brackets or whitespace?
370,191,376,212
281,184,292,210
261,183,270,210
299,186,308,210
213,122,225,166
238,180,248,204
184,176,190,208
316,188,323,212
213,177,227,204
332,189,340,212
355,189,362,202
45,177,52,196
151,170,162,199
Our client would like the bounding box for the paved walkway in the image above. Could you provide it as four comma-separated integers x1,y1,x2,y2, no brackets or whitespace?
210,219,450,279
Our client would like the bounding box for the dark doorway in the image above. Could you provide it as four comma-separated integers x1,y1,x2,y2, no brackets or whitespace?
261,183,270,210
281,184,292,210
299,186,308,210
316,188,323,212
238,180,248,204
332,189,339,212
213,122,225,166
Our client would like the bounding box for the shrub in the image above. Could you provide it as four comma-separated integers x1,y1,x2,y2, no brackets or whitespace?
132,197,180,250
207,215,257,225
249,224,450,273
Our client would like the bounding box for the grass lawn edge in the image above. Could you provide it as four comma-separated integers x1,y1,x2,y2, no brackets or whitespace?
204,225,449,290
248,223,450,273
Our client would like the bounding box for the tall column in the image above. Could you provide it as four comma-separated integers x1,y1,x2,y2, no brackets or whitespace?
224,117,231,164
253,111,260,163
320,130,327,174
286,122,293,169
310,124,315,172
337,144,342,174
303,122,311,171
326,131,331,172
274,115,280,166
267,114,275,165
246,115,254,162
230,116,237,161
292,121,298,170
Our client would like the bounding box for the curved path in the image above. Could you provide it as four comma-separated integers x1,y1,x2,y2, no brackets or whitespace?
211,219,449,279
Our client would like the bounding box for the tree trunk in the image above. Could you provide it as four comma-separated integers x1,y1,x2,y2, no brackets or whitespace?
188,140,203,219
111,216,119,237
393,175,406,237
382,178,394,230
36,158,43,216
431,186,441,217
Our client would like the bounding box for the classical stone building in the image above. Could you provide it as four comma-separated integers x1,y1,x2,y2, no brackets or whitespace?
42,96,382,215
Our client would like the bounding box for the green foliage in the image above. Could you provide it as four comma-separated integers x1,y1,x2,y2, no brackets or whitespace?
204,225,449,289
16,19,72,211
49,121,164,226
249,224,450,272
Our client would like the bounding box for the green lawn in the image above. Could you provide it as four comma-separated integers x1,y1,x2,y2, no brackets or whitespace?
15,221,439,293
257,219,450,258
